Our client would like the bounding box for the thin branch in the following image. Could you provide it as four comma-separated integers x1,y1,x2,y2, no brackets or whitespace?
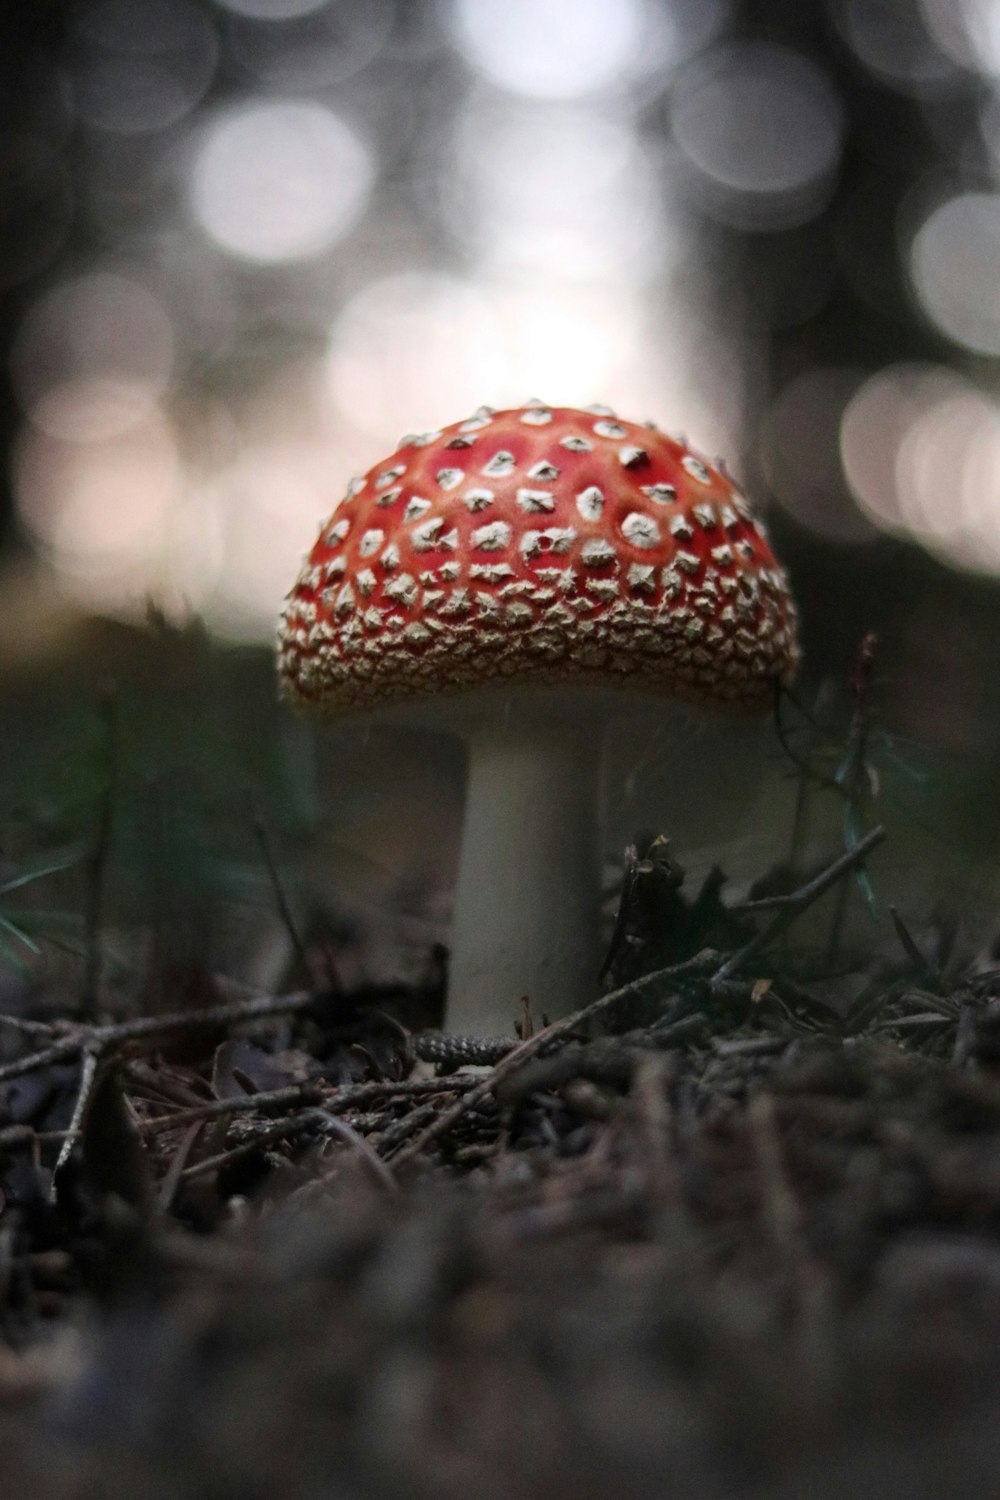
158,1122,204,1212
599,842,639,985
312,1111,399,1194
81,684,117,1019
889,904,934,980
141,1080,324,1134
772,680,842,795
248,786,310,980
386,949,722,1174
138,1074,479,1137
711,825,886,987
386,834,893,1170
172,1102,403,1187
0,1015,61,1039
50,1047,102,1197
0,989,316,1086
176,1114,318,1183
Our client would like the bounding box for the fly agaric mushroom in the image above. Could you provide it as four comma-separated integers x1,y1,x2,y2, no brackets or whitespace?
278,402,799,1035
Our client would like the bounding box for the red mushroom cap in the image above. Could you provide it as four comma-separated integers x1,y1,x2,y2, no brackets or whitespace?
278,402,799,709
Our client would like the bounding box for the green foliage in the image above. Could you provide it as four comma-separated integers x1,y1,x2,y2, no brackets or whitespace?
0,854,84,973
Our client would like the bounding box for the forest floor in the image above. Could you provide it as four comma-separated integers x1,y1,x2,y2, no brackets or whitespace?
0,815,998,1499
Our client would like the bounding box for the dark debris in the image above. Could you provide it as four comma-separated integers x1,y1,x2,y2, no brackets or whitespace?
0,833,997,1495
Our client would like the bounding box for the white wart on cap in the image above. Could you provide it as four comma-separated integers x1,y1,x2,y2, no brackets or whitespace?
278,403,799,711
278,403,800,1038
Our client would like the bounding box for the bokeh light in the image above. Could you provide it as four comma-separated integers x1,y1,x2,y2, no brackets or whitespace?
6,0,1000,655
760,367,879,544
135,231,238,360
909,192,1000,355
71,0,219,136
326,272,494,441
449,0,647,100
14,414,183,611
227,0,394,90
841,364,1000,573
895,382,1000,572
840,363,950,533
324,269,718,448
670,43,844,231
443,102,667,280
191,442,347,638
449,0,730,101
920,0,1000,75
188,99,374,263
835,0,960,98
213,0,329,17
10,271,175,441
12,384,367,634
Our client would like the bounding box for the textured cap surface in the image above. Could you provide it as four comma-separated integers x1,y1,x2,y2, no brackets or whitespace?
278,402,799,710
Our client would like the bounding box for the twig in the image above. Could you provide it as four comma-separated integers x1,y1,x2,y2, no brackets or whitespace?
889,905,934,980
10,1066,484,1150
176,1114,318,1182
872,1014,951,1033
81,683,117,1020
0,1016,60,1039
174,1104,404,1188
386,950,721,1174
248,786,311,981
772,681,841,796
141,1080,325,1134
372,1102,440,1154
787,754,813,880
599,842,639,984
158,1122,204,1211
138,1074,479,1137
0,989,316,1086
50,1047,102,1194
826,634,880,965
711,825,886,987
823,871,853,971
313,1111,398,1193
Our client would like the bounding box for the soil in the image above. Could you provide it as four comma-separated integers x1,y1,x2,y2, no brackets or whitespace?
0,826,998,1499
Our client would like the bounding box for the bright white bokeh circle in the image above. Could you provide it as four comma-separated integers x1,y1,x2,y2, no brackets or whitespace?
840,364,952,532
324,268,744,477
841,363,1000,575
910,192,1000,355
443,104,667,280
895,384,1000,569
189,99,374,263
449,0,645,99
920,0,1000,75
325,271,659,443
14,414,183,615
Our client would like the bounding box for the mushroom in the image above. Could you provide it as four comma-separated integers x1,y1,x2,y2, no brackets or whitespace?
278,403,799,1035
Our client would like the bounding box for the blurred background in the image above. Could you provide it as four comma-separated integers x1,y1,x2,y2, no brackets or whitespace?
3,0,1000,1000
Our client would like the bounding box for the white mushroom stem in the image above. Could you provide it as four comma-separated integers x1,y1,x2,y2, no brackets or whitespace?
446,721,605,1036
